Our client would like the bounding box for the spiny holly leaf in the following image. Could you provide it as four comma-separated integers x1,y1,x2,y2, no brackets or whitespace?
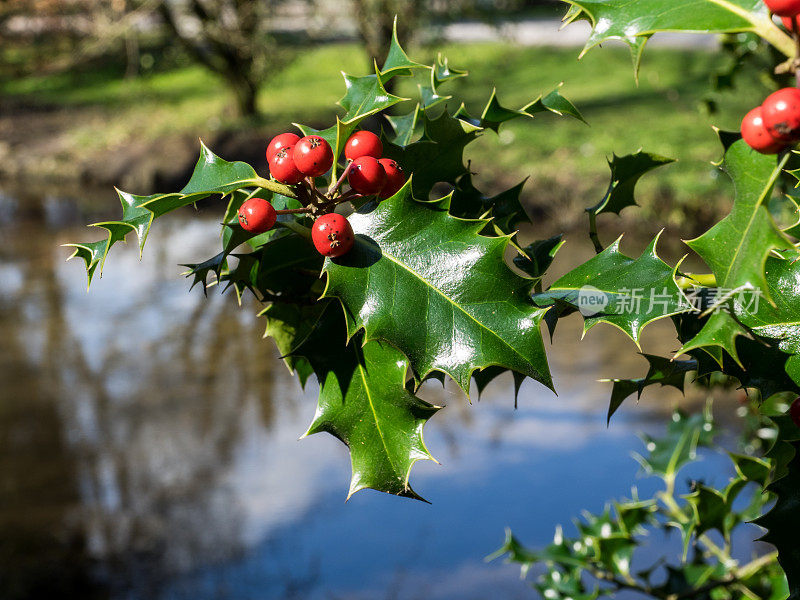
756,440,800,595
322,184,552,395
675,309,800,398
450,172,530,233
562,0,794,71
385,103,423,147
382,110,482,200
480,87,585,133
418,83,450,110
220,233,323,301
684,479,746,542
686,142,792,302
604,354,697,425
524,85,587,124
733,255,800,387
65,142,291,286
379,16,429,81
260,301,331,387
587,152,675,217
298,307,440,500
677,310,749,368
513,234,565,281
181,220,257,294
472,366,527,406
432,53,467,87
338,67,408,125
533,233,692,344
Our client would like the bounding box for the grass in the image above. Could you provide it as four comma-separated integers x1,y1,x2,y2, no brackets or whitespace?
0,40,771,228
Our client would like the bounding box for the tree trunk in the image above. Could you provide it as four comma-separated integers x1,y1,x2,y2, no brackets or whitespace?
230,75,259,117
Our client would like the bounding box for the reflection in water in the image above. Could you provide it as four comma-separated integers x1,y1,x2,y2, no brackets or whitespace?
0,190,749,599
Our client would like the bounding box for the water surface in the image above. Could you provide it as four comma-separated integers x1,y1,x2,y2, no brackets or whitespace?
0,188,756,599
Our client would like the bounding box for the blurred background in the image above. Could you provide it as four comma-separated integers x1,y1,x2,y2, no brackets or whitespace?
0,1,783,599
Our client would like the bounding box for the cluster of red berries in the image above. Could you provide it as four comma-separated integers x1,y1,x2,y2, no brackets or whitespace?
741,88,800,154
740,0,800,153
236,129,407,259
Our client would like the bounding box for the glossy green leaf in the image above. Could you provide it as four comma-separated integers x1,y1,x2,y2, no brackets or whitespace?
299,308,440,500
586,152,675,217
604,354,696,424
379,17,429,80
385,103,423,147
450,173,531,233
756,441,800,596
533,234,691,344
65,142,292,286
686,141,792,302
322,186,552,394
563,0,794,69
338,69,408,125
382,109,482,200
513,235,565,281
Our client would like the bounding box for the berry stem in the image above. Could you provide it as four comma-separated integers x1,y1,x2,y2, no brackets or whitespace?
327,160,353,197
251,176,299,199
275,207,312,215
276,219,312,240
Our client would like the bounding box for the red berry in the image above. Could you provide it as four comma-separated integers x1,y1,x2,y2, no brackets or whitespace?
269,146,304,184
238,198,277,234
312,213,354,258
377,158,406,199
267,132,300,161
766,0,800,16
344,130,383,160
790,397,800,428
741,107,785,154
762,88,800,141
293,135,333,177
348,156,387,195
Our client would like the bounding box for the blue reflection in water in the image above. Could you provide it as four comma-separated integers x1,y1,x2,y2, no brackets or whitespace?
0,194,760,600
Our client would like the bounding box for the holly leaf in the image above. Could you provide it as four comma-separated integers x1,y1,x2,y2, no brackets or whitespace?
299,306,440,500
513,235,565,280
432,53,467,87
587,152,675,217
321,185,553,394
733,255,800,387
260,301,330,387
523,85,587,125
338,67,408,125
65,142,292,286
385,103,423,147
686,140,793,302
533,233,692,345
604,354,697,424
379,16,429,80
450,172,531,232
562,0,793,71
756,441,800,595
383,109,482,200
480,86,585,133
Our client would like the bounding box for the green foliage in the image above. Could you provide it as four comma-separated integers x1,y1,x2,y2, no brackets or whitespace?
490,408,787,600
